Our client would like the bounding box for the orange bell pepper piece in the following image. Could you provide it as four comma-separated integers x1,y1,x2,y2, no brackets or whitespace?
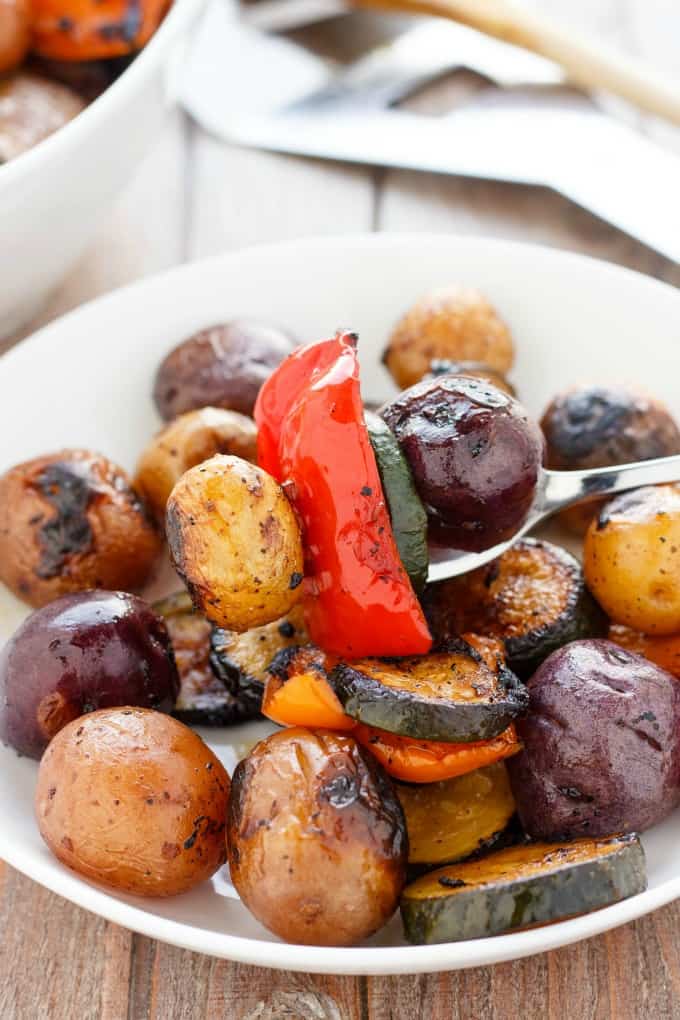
262,647,355,731
609,624,680,680
354,723,522,783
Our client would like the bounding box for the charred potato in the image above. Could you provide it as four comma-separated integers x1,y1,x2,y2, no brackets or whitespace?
584,484,680,634
153,321,297,421
166,454,304,632
35,708,230,896
0,590,179,759
508,640,680,838
541,384,680,534
0,449,161,607
0,0,31,73
381,376,544,551
383,286,514,390
228,728,407,946
0,73,86,163
135,407,258,523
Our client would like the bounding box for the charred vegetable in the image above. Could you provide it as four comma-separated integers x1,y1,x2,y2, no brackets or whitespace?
508,640,680,839
31,0,168,61
541,384,680,534
228,727,408,946
365,412,429,593
135,407,258,524
401,833,646,944
210,605,308,708
381,376,544,552
166,454,304,632
153,592,261,726
154,321,296,421
584,484,680,635
396,762,516,870
35,708,230,897
0,449,160,608
383,286,514,390
330,640,527,743
263,645,354,730
423,539,608,679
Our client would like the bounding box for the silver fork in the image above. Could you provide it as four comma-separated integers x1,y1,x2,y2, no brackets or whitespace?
428,454,680,583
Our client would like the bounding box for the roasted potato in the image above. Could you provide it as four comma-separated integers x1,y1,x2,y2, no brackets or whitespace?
584,484,680,634
541,384,680,534
135,407,258,523
0,73,86,164
0,590,179,759
0,0,31,73
381,376,544,551
0,449,161,608
228,728,407,945
383,286,514,390
166,454,304,632
508,640,680,838
35,707,230,897
153,321,296,422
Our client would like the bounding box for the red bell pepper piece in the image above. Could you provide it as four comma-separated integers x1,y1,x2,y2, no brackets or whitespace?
255,330,432,658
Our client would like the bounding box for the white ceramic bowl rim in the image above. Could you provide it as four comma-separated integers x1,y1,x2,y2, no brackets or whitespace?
0,0,203,191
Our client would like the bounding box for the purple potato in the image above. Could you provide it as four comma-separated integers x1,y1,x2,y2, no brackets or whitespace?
0,590,180,759
508,639,680,838
381,375,544,551
153,321,297,421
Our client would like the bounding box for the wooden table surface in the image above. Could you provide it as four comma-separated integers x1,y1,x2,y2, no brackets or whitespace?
3,1,680,1017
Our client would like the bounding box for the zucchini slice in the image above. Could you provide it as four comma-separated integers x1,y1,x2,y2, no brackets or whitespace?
329,639,527,743
401,833,646,944
210,605,308,705
422,538,608,679
154,591,261,726
396,762,516,870
365,412,429,593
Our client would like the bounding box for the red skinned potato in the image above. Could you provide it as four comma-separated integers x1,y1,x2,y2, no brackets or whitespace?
35,708,230,897
228,728,408,946
0,590,179,759
381,376,544,551
508,639,680,839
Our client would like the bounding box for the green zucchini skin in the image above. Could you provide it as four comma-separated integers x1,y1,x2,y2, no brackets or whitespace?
401,833,646,944
365,412,429,593
329,639,528,743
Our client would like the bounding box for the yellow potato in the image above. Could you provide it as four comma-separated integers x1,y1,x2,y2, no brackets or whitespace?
584,484,680,634
35,708,230,897
383,286,514,390
135,407,258,523
166,454,304,632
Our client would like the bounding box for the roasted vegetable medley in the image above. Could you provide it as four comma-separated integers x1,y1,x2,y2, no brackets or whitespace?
0,0,168,163
2,285,680,948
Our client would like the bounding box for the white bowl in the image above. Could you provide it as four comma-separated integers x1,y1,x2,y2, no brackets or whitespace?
0,0,204,339
0,234,679,975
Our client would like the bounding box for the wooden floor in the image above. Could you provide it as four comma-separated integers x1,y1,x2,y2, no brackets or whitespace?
3,1,680,1016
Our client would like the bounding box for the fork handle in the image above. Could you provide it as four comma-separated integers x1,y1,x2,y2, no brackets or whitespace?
353,0,680,126
540,455,680,516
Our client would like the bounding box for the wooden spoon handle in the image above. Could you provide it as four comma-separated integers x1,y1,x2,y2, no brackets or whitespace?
353,0,680,126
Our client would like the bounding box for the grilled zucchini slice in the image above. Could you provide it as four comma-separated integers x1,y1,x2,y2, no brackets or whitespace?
329,639,527,743
401,833,646,944
210,605,308,706
396,762,516,870
365,412,429,593
423,539,608,679
154,591,261,725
